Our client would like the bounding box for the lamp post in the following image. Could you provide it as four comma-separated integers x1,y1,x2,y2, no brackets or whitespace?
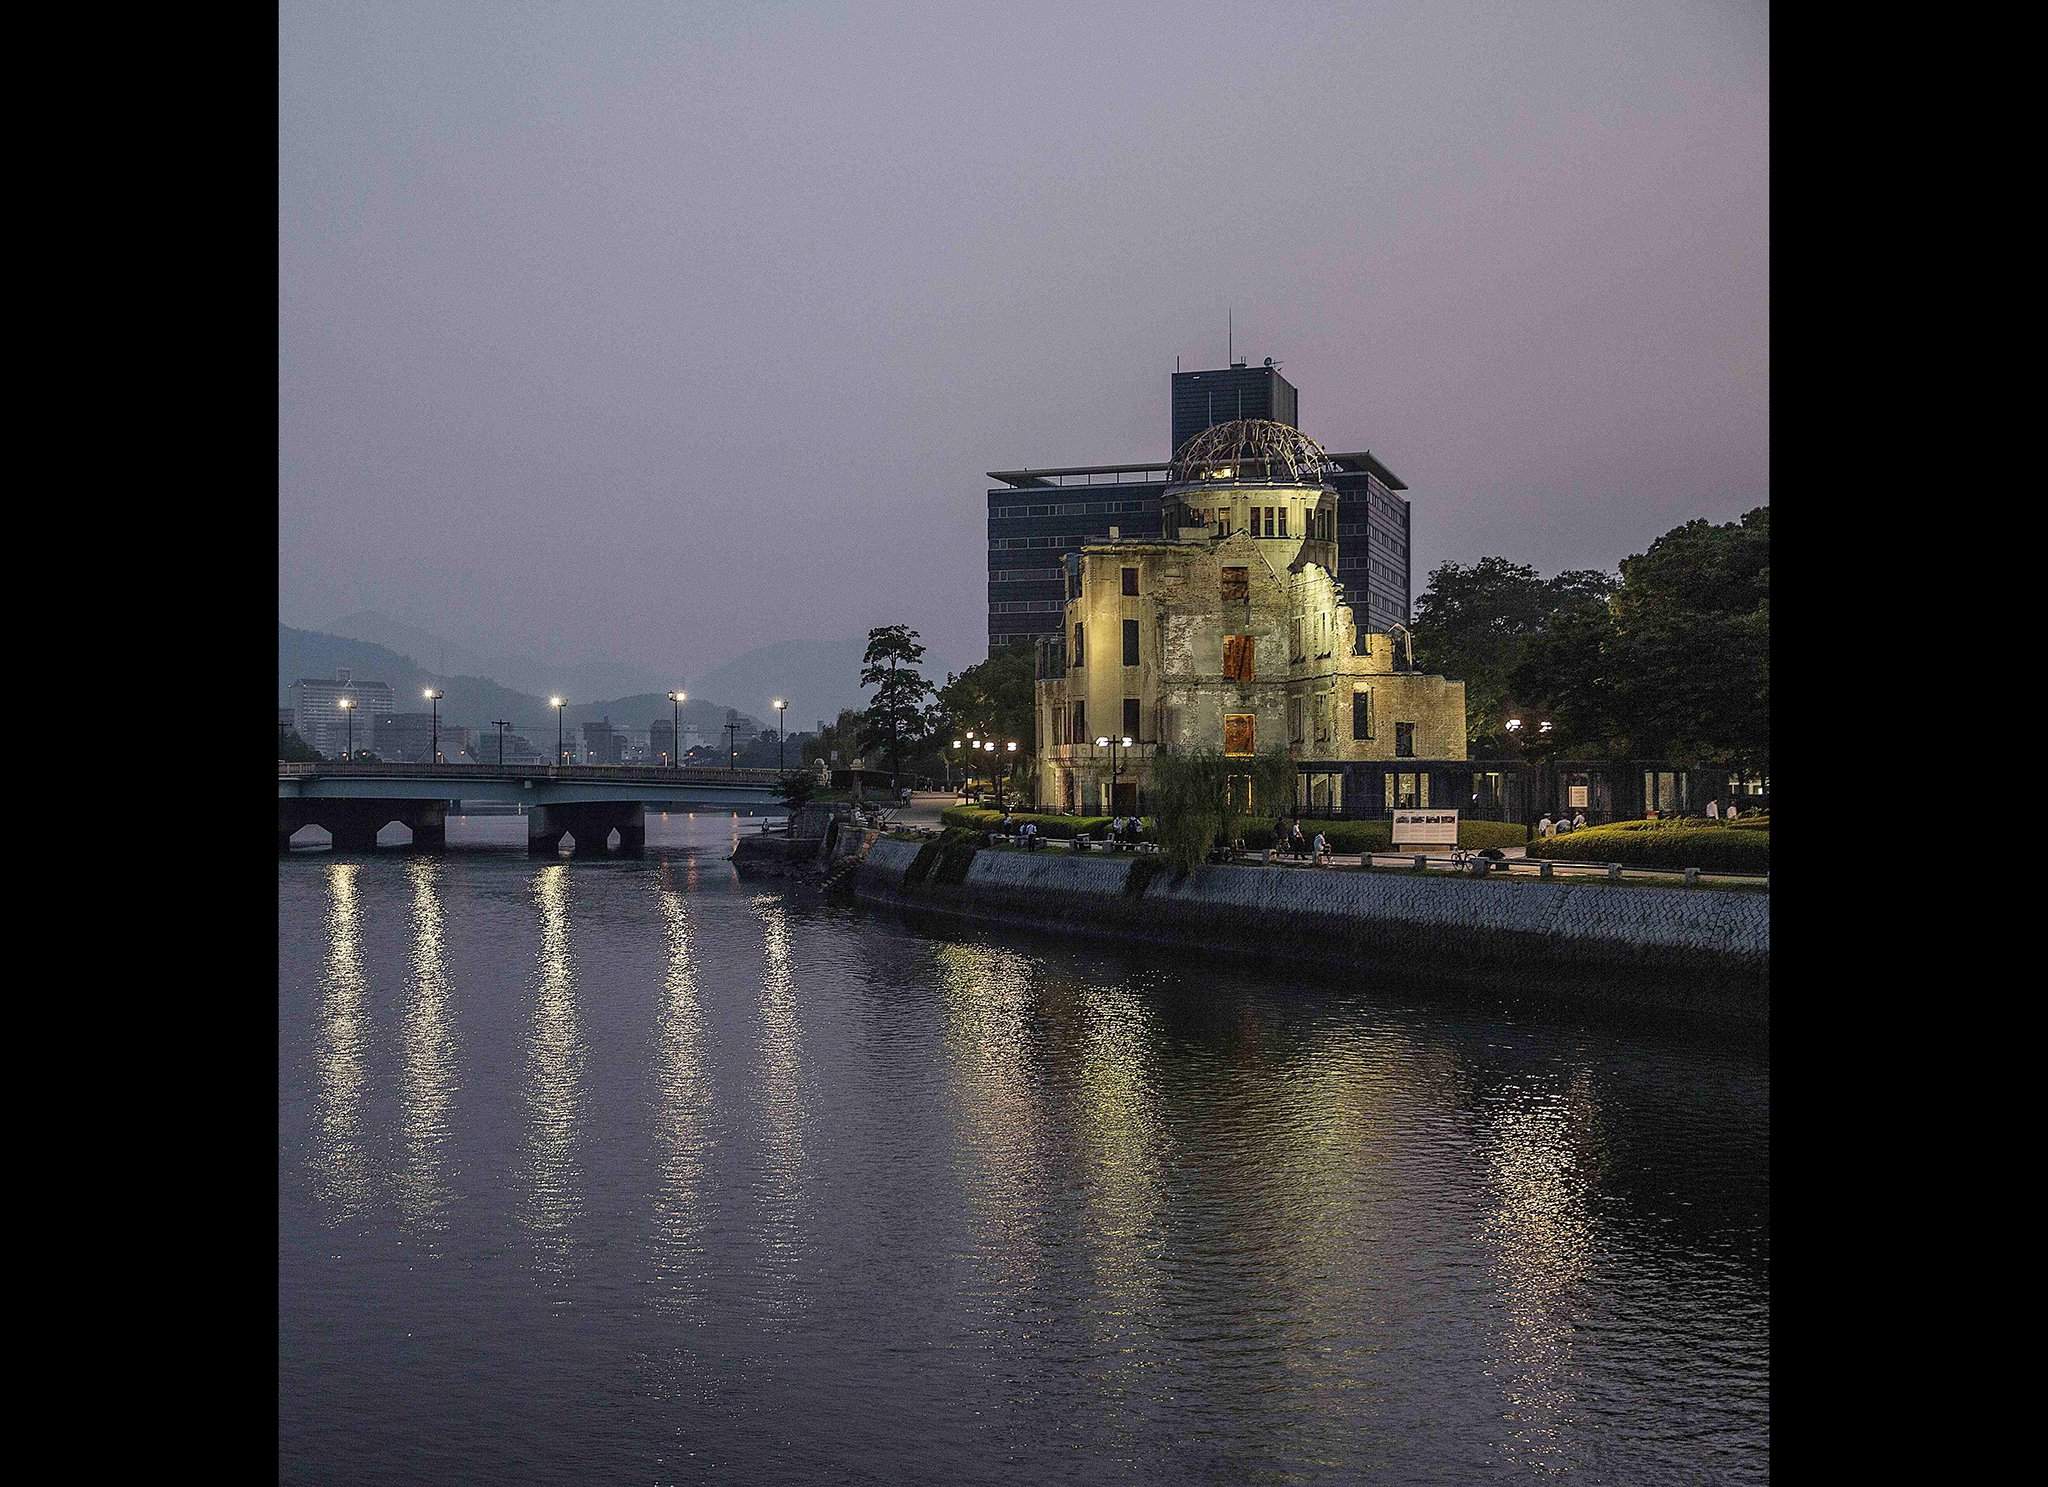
1095,734,1134,815
773,698,787,772
949,738,962,793
552,697,566,765
491,719,510,765
726,719,740,772
338,696,353,761
424,688,443,763
668,691,686,769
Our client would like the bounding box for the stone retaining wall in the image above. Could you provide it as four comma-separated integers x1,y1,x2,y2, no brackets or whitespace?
854,838,1768,1012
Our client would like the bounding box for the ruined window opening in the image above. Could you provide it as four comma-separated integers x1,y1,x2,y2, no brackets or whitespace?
1123,619,1140,666
1071,701,1086,744
1121,567,1138,596
1277,507,1288,537
1352,686,1373,740
1221,566,1248,603
1395,722,1416,758
1072,622,1084,667
1123,697,1140,738
1223,714,1255,758
1222,634,1255,682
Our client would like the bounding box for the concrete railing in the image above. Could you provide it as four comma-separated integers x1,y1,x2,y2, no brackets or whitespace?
278,761,785,786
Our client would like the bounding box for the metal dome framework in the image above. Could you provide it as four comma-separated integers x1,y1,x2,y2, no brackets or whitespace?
1169,419,1338,487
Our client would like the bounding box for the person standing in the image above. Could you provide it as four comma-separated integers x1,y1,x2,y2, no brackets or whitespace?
1706,798,1720,821
1290,821,1306,860
1727,801,1741,822
1312,831,1329,865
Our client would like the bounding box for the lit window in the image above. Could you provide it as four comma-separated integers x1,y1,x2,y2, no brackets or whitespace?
1221,566,1249,602
1223,714,1255,757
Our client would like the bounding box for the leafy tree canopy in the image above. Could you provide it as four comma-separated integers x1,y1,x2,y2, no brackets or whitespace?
1147,747,1295,872
1410,556,1615,754
857,625,934,784
279,727,321,762
1511,506,1769,767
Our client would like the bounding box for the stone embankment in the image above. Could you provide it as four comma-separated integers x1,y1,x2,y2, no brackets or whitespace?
851,836,1768,1014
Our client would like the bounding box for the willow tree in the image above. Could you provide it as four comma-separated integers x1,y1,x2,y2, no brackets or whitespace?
1147,746,1297,872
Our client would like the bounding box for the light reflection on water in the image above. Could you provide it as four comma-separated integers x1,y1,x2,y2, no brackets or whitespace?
279,829,1768,1485
748,892,808,1325
651,856,710,1316
523,863,583,1282
398,858,457,1238
313,861,370,1218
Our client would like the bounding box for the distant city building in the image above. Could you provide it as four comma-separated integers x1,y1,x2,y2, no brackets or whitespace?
496,731,543,764
370,712,441,762
1032,420,1461,818
987,360,1411,655
581,717,625,764
279,707,294,732
292,668,395,757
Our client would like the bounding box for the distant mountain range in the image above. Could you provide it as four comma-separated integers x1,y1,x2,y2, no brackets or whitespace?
279,621,882,741
322,610,676,710
279,624,763,739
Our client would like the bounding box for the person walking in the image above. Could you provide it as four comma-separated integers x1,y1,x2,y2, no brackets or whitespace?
1706,798,1720,822
1290,822,1306,860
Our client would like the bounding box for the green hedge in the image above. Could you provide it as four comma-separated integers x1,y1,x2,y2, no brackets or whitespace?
942,807,1529,855
1243,818,1529,852
1527,823,1769,872
941,808,1122,840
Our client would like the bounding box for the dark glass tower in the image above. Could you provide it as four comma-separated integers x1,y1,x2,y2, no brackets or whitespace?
1171,363,1298,457
985,364,1409,655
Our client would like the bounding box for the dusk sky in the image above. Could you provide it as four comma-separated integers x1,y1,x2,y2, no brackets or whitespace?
279,0,1768,689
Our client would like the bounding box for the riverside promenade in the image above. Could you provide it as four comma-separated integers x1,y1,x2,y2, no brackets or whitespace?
885,793,1768,891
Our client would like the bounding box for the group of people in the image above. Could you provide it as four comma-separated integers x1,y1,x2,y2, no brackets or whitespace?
1536,811,1589,838
1269,816,1331,864
1104,815,1145,848
995,811,1047,849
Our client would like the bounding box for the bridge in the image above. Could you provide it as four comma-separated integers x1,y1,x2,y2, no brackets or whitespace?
279,761,787,855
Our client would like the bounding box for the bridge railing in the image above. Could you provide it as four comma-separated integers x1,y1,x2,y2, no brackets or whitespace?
278,761,787,786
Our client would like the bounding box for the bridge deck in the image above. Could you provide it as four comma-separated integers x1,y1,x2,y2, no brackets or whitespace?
280,761,787,807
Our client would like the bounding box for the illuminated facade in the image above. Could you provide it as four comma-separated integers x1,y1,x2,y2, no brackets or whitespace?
987,362,1412,655
1032,420,1464,817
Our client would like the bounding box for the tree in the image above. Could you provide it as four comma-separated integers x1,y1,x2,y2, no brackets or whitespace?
1147,747,1296,872
802,708,865,770
935,641,1037,798
279,727,320,762
1511,507,1769,767
858,624,934,788
1411,557,1616,753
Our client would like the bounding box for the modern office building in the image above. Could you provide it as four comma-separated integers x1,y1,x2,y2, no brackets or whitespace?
987,360,1411,655
370,712,439,762
291,669,395,758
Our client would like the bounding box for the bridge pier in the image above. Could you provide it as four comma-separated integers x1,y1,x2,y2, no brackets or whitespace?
407,803,448,853
528,805,568,857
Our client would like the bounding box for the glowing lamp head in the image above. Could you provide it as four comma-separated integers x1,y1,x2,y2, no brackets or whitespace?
773,698,786,710
337,698,351,710
1096,736,1110,747
1006,741,1018,752
1121,737,1133,748
1505,718,1522,732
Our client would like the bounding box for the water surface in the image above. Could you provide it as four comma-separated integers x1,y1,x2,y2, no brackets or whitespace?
279,814,1768,1484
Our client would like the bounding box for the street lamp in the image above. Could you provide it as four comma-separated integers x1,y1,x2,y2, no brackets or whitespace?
773,698,787,771
1095,734,1134,815
726,718,740,772
491,719,511,765
551,697,566,765
949,738,962,792
424,688,443,763
338,697,353,761
668,691,686,770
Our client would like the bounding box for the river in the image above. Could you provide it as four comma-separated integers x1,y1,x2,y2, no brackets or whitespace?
278,812,1768,1484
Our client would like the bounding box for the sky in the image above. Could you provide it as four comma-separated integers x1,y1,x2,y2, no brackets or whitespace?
279,0,1768,688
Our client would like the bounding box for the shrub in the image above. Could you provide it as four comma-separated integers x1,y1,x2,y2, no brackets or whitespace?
1528,823,1769,872
940,807,1121,841
1245,818,1529,853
